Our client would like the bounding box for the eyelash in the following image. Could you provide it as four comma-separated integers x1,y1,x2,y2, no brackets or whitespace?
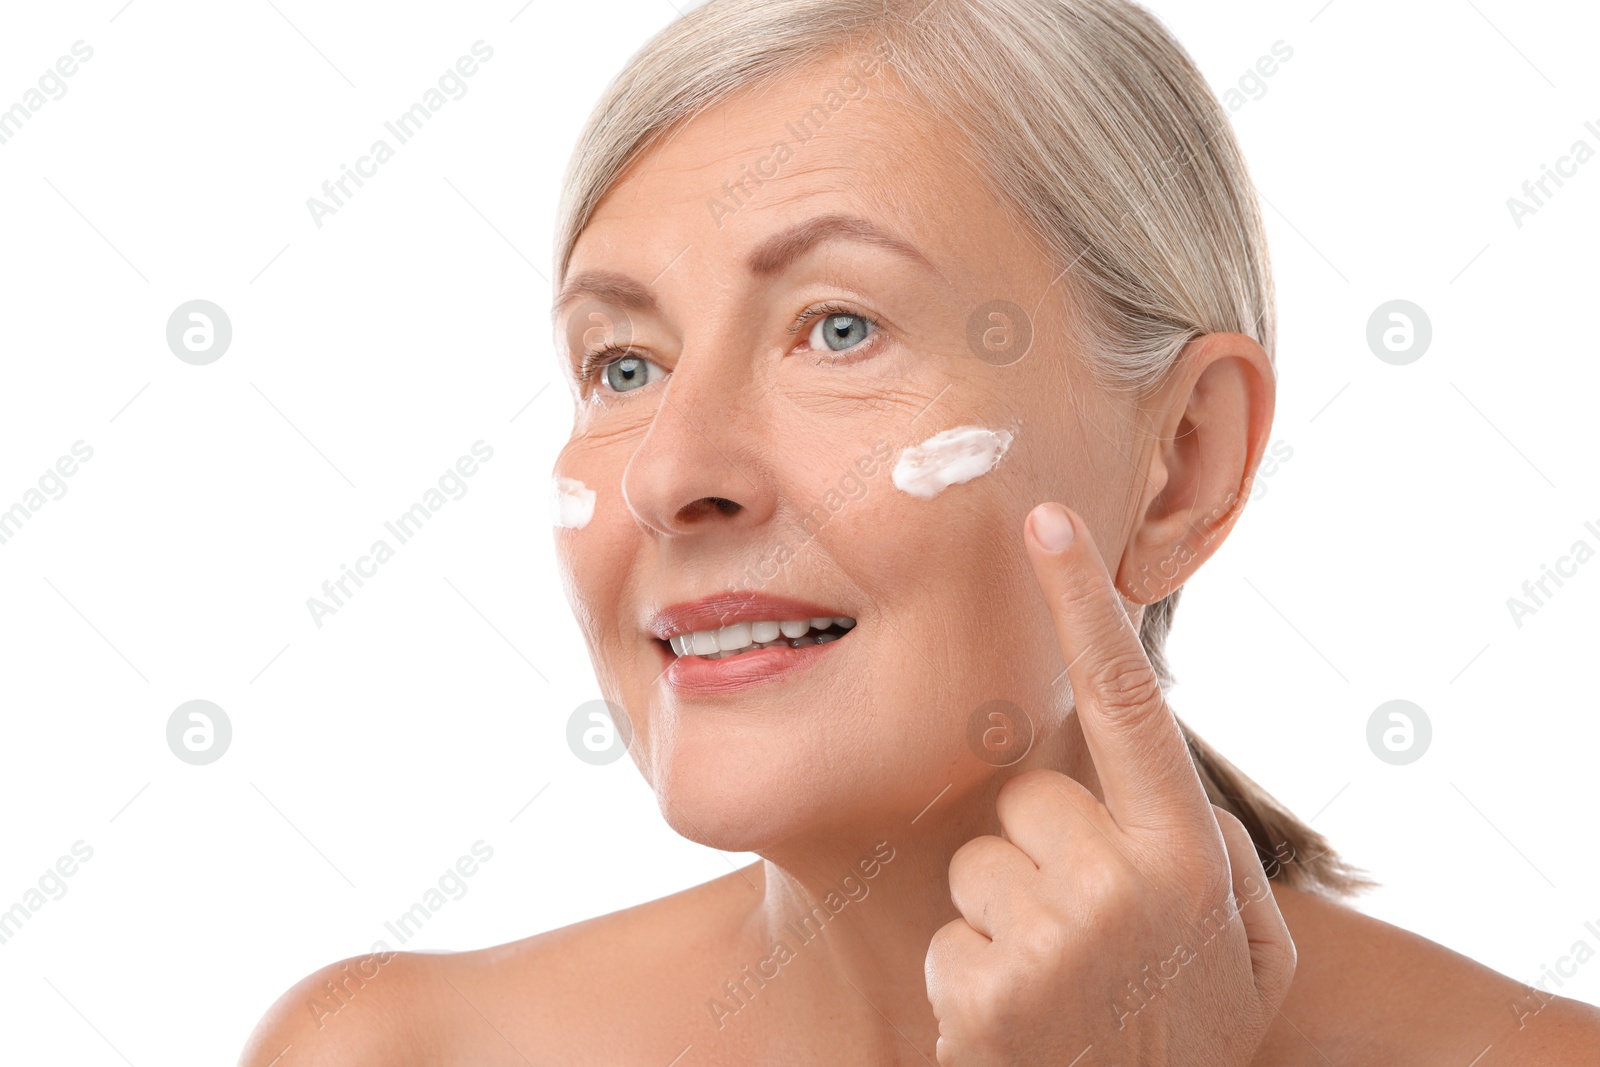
576,301,883,388
787,301,884,365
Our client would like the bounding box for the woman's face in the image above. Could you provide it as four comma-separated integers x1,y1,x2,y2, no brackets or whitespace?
552,53,1149,850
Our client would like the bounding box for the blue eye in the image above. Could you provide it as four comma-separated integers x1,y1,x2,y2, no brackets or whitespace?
583,349,665,394
808,312,876,353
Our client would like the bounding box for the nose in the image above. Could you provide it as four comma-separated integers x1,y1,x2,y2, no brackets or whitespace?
621,370,778,539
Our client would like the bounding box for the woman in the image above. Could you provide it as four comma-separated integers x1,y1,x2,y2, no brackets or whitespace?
242,0,1600,1062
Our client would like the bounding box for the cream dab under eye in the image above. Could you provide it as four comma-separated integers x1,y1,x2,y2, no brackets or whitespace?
891,426,1015,498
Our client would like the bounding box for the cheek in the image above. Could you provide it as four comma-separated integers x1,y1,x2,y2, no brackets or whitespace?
889,424,1016,499
550,442,630,639
552,476,596,529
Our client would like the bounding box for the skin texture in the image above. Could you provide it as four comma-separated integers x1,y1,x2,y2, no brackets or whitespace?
240,50,1600,1067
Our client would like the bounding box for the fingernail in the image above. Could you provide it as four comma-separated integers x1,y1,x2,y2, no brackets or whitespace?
1030,502,1075,552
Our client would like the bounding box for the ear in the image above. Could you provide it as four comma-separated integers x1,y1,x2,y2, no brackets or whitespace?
1115,331,1275,604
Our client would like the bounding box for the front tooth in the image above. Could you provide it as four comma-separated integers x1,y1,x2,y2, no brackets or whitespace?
690,630,719,655
751,620,781,643
715,622,753,652
779,619,809,638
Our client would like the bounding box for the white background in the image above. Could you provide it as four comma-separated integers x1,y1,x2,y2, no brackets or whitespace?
1,0,1596,1062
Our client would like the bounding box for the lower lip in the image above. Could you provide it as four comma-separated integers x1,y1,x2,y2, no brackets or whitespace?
659,637,848,694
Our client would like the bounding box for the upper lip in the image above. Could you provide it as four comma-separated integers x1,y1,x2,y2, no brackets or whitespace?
646,592,855,640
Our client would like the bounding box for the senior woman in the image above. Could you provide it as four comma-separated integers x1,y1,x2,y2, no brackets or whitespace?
242,0,1600,1063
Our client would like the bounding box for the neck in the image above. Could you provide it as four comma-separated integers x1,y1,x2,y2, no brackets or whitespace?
740,713,1100,1051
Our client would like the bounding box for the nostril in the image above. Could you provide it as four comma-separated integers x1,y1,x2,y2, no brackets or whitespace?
675,496,743,523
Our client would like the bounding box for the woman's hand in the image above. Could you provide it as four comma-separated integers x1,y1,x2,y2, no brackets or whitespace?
924,502,1296,1066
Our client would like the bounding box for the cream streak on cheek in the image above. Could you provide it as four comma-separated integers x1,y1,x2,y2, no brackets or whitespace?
891,426,1015,499
551,476,596,529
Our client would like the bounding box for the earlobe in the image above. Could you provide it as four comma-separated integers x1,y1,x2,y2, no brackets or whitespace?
1114,331,1275,604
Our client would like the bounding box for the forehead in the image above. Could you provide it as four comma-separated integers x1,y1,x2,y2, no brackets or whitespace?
563,54,1032,297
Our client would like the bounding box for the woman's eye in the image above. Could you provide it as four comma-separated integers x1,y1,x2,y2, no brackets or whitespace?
807,312,876,354
596,353,665,394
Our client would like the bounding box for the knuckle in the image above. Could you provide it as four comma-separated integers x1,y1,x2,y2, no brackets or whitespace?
927,917,966,962
948,835,1004,882
1074,854,1143,918
1269,930,1299,999
1011,908,1070,971
1260,931,1298,1003
1083,651,1164,718
954,963,1014,1028
1171,840,1236,917
995,769,1070,824
1190,847,1237,906
1183,885,1244,944
1000,767,1065,800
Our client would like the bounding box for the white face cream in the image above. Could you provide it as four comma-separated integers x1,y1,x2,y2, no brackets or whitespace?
892,425,1015,499
551,476,596,529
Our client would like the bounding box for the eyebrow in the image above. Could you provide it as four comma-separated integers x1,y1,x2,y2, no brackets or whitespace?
551,213,943,320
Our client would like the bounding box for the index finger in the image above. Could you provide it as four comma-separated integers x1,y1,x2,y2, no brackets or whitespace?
1024,500,1213,834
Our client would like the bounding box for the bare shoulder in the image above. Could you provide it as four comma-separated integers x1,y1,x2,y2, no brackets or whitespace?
432,863,759,1061
238,865,760,1067
1260,883,1600,1066
236,948,442,1067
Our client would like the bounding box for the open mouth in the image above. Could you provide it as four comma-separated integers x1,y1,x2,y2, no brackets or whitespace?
662,616,857,661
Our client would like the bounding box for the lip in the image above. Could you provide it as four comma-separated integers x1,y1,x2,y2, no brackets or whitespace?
646,591,856,696
659,639,848,694
645,592,853,641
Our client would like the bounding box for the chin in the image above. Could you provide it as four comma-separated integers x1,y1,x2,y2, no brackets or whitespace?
641,727,828,852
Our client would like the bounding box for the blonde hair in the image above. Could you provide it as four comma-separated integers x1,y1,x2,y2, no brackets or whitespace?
553,0,1372,896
